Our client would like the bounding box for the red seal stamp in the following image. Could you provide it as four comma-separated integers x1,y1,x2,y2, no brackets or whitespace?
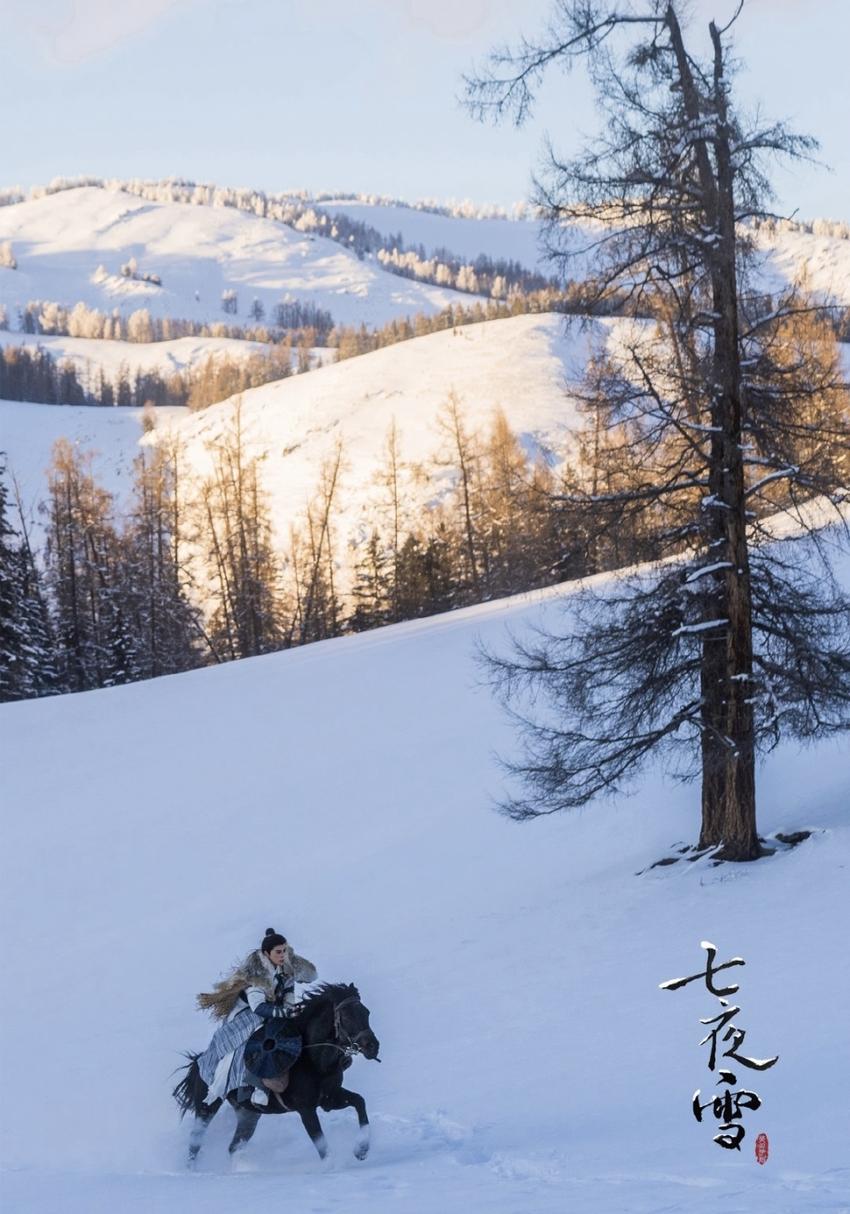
755,1133,769,1165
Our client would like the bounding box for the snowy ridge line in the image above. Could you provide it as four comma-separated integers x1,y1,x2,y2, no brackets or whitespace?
0,177,536,224
3,177,849,235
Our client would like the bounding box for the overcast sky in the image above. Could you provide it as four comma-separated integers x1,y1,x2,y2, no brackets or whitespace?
2,0,847,219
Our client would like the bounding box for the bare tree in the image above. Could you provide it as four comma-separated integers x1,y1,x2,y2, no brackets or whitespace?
290,442,345,645
437,392,484,598
467,1,850,859
197,401,284,659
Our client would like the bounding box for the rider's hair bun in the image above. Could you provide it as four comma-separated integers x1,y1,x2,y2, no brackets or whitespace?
264,927,276,937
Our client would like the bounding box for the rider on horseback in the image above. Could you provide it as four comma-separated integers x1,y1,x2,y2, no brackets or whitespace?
195,928,317,1110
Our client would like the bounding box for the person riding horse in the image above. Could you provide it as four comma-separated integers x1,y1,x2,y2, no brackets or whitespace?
195,928,317,1109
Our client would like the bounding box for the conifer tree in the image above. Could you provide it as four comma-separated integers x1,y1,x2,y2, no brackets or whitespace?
120,445,205,677
0,464,59,700
43,440,140,691
467,1,850,859
348,529,393,631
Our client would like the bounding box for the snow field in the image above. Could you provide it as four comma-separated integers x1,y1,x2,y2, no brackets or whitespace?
0,567,848,1212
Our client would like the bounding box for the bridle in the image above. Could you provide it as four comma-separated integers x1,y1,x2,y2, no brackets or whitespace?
332,993,363,1054
300,992,369,1061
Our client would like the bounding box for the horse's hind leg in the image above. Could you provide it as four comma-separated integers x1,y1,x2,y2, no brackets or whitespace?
299,1107,329,1159
323,1087,370,1159
228,1107,261,1156
188,1100,220,1166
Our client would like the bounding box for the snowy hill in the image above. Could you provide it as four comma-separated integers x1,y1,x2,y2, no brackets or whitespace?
3,312,586,543
1,556,848,1213
152,312,586,549
327,199,850,305
326,200,547,273
0,186,478,330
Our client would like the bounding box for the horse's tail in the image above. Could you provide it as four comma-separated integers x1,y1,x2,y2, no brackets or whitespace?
172,1052,207,1119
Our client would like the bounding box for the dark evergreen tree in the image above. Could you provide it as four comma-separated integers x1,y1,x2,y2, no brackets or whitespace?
348,529,393,632
120,446,206,677
1,458,61,702
43,439,141,691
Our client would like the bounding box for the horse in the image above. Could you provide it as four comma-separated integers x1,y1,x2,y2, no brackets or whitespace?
173,982,380,1164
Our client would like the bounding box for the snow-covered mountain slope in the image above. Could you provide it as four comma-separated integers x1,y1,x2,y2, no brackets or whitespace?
3,312,586,543
327,200,547,272
328,200,850,304
1,554,847,1213
0,186,478,330
151,311,585,549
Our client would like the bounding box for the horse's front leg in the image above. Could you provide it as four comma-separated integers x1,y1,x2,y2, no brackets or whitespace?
228,1107,261,1156
323,1087,370,1159
299,1106,328,1159
187,1099,220,1166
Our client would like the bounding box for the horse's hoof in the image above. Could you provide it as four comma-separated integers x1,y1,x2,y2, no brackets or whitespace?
354,1145,369,1161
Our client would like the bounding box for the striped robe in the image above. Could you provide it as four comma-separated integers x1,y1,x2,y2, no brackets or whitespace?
198,1002,262,1101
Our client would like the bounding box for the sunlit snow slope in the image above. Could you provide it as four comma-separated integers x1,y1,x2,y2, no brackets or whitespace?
3,312,586,544
153,312,586,548
1,553,848,1214
0,186,478,330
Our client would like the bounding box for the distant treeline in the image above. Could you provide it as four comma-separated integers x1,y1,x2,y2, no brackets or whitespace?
1,298,333,345
0,343,298,411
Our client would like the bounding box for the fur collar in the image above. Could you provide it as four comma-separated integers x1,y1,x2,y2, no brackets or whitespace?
197,945,317,1020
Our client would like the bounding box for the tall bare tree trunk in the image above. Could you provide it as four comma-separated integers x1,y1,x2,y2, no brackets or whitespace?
668,5,759,859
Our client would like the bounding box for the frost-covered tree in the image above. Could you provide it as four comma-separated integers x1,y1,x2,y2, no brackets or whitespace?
467,1,850,860
126,308,154,343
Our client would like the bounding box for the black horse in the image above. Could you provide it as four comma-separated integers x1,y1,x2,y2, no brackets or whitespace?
173,982,380,1164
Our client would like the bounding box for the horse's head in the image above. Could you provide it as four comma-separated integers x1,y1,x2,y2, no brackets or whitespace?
334,987,381,1061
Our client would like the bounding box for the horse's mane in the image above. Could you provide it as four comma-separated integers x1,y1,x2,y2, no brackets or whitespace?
290,982,358,1025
